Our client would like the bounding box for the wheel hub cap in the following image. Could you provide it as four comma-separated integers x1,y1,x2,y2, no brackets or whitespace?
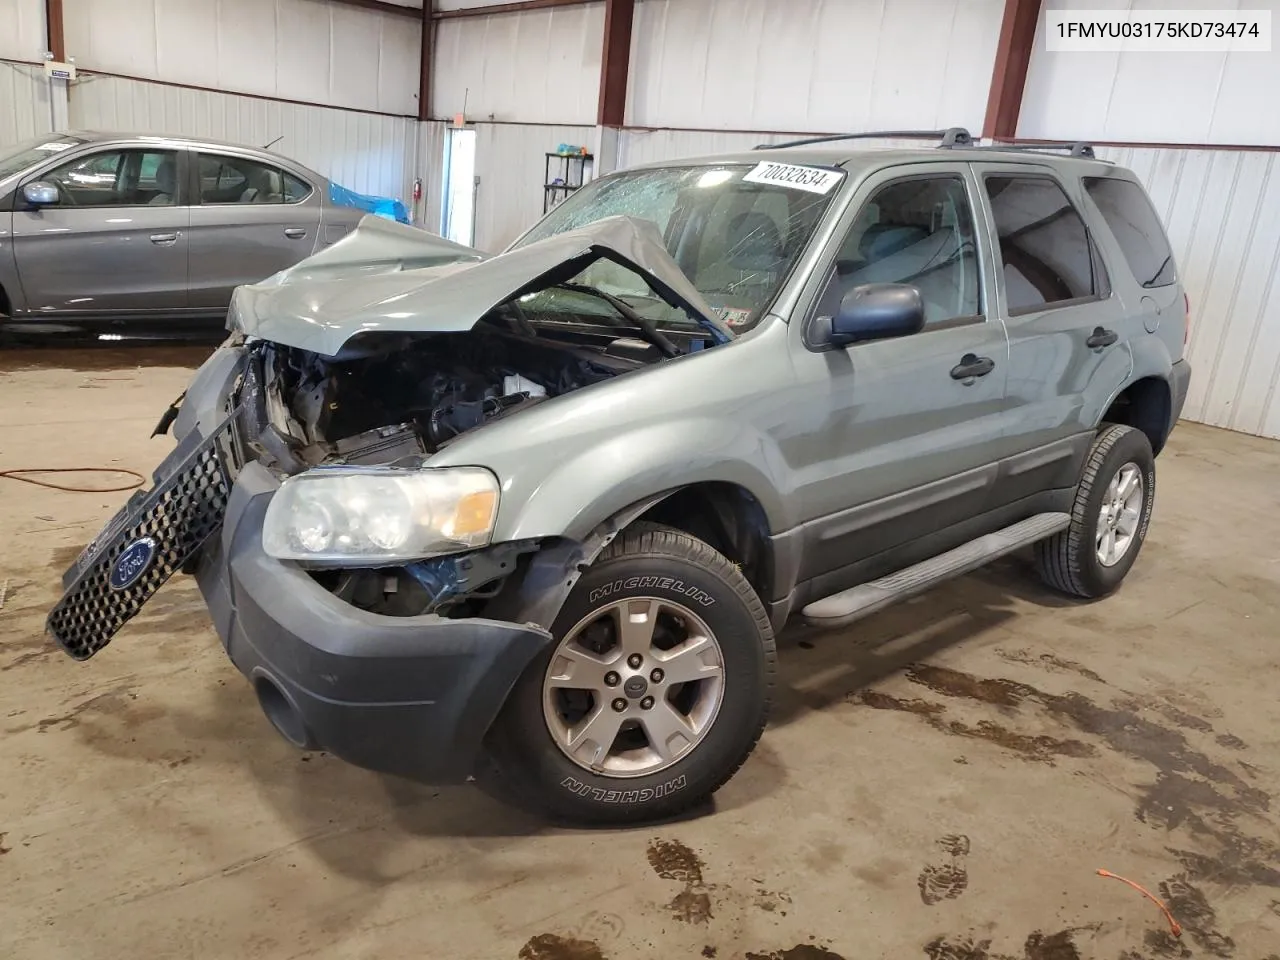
1096,461,1144,567
541,596,726,778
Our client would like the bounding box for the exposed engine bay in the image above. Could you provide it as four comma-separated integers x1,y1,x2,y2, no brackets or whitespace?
228,322,673,620
232,325,665,475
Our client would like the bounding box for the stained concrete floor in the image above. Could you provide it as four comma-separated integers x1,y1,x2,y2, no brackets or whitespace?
0,344,1277,960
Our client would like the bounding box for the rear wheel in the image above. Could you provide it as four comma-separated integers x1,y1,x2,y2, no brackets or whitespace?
482,523,775,825
1036,424,1156,598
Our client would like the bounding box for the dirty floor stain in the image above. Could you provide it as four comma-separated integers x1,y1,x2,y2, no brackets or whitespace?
517,934,606,960
646,838,713,924
744,946,846,960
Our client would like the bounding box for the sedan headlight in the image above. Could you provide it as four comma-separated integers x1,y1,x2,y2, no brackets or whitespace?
262,466,499,564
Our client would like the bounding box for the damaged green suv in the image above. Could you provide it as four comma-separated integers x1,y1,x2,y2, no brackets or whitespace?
49,129,1192,824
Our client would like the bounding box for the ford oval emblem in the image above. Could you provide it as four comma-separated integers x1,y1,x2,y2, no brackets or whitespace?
109,537,157,591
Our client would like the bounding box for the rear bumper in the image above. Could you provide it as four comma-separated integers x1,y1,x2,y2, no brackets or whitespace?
195,462,552,783
1169,359,1192,431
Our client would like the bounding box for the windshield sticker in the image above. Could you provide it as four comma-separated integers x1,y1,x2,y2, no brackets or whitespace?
717,307,752,327
742,161,841,195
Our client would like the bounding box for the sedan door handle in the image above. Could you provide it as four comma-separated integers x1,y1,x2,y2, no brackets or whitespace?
950,353,995,381
284,227,307,240
149,233,179,246
1086,326,1119,348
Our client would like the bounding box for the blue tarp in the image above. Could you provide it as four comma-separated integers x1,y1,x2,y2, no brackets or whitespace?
329,182,411,225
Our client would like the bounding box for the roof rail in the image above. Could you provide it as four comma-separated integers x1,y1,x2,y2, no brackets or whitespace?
980,141,1097,159
756,127,973,150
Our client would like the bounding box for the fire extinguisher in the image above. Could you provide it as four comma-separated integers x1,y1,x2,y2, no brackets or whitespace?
412,177,423,203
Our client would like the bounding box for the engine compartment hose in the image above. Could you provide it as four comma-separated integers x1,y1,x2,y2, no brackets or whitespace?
0,467,146,493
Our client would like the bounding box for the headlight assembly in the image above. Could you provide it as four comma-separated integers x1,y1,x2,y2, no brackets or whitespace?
262,466,499,564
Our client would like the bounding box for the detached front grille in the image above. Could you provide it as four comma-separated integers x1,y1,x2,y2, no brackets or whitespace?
48,423,233,661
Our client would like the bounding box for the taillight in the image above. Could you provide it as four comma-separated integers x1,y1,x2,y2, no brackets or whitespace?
1183,292,1191,348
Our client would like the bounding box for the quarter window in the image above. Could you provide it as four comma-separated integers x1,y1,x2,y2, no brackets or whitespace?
984,175,1108,314
817,175,982,328
198,153,308,205
1083,177,1176,288
43,149,179,207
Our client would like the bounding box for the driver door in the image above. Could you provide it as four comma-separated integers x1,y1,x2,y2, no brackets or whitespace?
785,163,1011,584
13,147,191,314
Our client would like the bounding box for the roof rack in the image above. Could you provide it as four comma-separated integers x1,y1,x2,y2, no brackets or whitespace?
980,141,1097,159
757,127,973,150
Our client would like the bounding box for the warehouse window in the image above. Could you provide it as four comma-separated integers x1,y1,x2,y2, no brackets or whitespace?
817,174,981,328
1083,177,1176,288
43,149,178,207
198,154,307,205
984,175,1109,314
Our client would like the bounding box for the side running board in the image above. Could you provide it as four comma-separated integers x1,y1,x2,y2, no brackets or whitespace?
801,512,1071,630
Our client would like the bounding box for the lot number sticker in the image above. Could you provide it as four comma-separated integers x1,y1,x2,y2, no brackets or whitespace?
742,161,842,194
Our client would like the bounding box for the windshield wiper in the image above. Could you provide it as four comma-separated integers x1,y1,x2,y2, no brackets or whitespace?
555,283,680,358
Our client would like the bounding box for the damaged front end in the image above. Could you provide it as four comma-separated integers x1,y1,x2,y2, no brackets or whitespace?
47,213,730,663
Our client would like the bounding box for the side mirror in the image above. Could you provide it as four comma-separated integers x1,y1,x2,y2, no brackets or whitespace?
22,181,60,207
830,283,925,347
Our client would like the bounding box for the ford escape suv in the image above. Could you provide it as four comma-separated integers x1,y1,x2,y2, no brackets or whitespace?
48,128,1191,824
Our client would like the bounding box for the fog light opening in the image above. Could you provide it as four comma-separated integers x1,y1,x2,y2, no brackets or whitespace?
254,676,311,749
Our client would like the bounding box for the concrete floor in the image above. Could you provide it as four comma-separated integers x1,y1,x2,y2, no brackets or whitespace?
1,344,1278,960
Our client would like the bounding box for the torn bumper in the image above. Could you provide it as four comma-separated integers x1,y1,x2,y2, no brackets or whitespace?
195,461,551,782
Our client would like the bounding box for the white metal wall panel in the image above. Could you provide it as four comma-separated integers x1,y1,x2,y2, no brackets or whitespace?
68,73,419,202
626,0,1002,134
1023,0,1280,145
419,120,448,237
0,60,53,148
63,0,421,117
458,123,595,252
432,5,604,124
0,0,46,61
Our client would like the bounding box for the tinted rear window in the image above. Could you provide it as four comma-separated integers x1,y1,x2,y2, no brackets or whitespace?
1083,177,1176,288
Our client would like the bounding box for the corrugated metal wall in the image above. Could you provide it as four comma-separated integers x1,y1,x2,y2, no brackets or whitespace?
0,60,54,147
616,130,934,169
0,0,45,62
62,0,421,117
627,0,1003,134
1024,0,1280,146
68,73,420,202
432,4,604,124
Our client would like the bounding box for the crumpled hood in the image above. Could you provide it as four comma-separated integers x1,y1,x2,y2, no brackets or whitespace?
230,214,732,357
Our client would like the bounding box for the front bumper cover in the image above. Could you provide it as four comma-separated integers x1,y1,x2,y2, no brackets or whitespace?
196,461,552,782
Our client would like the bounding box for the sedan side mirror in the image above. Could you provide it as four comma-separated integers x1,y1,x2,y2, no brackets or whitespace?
830,282,925,347
22,181,60,207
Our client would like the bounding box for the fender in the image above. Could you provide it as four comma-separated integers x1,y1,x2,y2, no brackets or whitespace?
1088,333,1177,431
497,417,791,544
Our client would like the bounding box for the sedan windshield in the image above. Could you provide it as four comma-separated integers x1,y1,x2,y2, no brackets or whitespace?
0,136,87,181
512,163,843,333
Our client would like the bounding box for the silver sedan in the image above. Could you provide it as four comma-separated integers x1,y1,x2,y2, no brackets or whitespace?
0,131,397,335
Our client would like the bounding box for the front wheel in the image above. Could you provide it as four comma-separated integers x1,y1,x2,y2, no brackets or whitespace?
482,523,776,825
1036,423,1156,598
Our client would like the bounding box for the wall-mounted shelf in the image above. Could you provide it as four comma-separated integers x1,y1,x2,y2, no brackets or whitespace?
544,152,592,213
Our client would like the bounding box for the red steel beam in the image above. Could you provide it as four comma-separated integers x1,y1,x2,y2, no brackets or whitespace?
435,0,597,21
328,0,422,19
982,0,1043,141
45,0,65,61
596,0,633,127
418,0,434,120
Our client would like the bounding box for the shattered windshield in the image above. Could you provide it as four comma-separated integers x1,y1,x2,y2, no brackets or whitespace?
511,163,843,332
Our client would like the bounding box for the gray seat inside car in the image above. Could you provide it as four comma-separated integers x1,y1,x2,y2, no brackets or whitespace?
840,218,976,322
149,157,176,206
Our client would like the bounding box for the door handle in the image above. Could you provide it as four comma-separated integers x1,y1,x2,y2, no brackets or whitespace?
284,227,307,239
950,354,995,381
1086,326,1119,348
149,233,179,246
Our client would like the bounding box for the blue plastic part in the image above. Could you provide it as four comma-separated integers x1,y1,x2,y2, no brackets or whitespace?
329,182,411,224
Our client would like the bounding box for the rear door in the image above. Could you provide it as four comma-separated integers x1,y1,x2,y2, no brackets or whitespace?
12,146,190,314
971,162,1134,498
186,150,323,310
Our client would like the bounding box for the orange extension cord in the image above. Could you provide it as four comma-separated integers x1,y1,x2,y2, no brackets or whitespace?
1097,869,1182,937
0,467,145,494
